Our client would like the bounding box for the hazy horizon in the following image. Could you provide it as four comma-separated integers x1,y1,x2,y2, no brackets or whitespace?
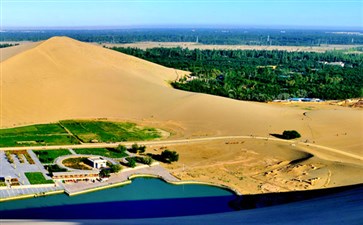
2,25,362,31
1,0,362,30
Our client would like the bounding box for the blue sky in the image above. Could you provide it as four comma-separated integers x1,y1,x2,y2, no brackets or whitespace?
1,0,362,29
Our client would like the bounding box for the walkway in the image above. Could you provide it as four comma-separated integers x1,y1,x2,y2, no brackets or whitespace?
55,154,119,171
63,164,178,195
0,184,64,201
1,136,361,162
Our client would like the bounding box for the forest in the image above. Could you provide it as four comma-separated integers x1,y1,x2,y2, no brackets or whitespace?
0,43,18,48
1,28,363,45
110,47,363,102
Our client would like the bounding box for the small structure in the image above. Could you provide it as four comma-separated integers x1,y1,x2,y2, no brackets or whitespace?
52,170,99,182
320,61,345,67
88,157,107,169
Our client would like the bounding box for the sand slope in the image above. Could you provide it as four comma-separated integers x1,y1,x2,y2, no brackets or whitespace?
1,37,362,155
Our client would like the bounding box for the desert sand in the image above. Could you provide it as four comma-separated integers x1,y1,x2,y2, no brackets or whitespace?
1,37,362,194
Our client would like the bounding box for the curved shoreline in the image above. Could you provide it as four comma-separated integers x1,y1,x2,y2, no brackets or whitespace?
128,173,241,195
0,190,64,202
0,174,240,202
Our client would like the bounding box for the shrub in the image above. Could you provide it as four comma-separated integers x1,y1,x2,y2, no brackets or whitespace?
5,151,14,164
129,143,146,154
126,157,136,168
100,169,110,177
282,130,301,139
45,164,67,176
115,144,127,153
135,156,153,165
161,150,179,163
110,164,122,173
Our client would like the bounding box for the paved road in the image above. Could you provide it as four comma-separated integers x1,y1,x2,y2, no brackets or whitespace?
1,136,362,161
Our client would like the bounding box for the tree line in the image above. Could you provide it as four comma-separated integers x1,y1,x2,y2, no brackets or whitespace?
110,47,363,102
2,29,363,45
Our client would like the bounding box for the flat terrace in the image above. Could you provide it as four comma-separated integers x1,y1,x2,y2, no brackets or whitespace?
0,184,64,201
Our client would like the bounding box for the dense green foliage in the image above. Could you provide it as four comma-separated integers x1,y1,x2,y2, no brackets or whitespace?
100,169,111,177
126,157,136,168
74,148,128,158
134,156,153,165
129,143,146,154
25,172,54,184
110,164,122,173
44,164,67,176
161,150,179,163
2,29,363,45
0,43,18,48
0,124,79,147
60,120,161,143
115,144,127,153
0,120,161,147
111,47,363,101
34,149,72,164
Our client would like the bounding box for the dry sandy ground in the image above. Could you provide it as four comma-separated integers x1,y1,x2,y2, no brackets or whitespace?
1,37,362,193
0,41,39,62
101,42,363,53
147,138,362,194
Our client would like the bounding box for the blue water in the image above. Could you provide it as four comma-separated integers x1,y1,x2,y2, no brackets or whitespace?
0,178,236,219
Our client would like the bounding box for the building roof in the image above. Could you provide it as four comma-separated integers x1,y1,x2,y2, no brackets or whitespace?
88,157,107,163
53,170,99,176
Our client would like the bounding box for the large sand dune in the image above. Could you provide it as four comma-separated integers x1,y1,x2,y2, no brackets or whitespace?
1,37,362,155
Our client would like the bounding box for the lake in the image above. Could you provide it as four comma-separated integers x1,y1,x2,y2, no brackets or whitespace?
0,178,236,219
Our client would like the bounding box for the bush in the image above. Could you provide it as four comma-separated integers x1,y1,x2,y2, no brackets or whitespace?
110,164,122,173
126,157,136,168
45,164,67,176
135,156,153,165
100,169,111,177
161,150,179,163
129,143,146,154
282,130,301,139
115,144,127,153
5,151,14,164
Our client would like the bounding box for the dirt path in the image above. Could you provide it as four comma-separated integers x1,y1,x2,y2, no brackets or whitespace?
1,135,362,162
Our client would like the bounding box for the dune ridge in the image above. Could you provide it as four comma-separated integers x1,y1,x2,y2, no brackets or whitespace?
1,36,362,156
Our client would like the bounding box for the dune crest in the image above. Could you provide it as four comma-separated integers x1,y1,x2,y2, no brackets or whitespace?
1,37,362,155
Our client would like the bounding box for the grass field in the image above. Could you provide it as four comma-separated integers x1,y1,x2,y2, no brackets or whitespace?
0,124,79,147
33,149,72,164
60,120,161,143
0,120,161,147
25,172,54,184
74,148,128,158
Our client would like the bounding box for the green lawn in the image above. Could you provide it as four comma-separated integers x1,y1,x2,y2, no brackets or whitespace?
74,148,128,158
25,172,54,184
33,149,72,164
0,124,80,147
0,120,161,147
60,120,161,143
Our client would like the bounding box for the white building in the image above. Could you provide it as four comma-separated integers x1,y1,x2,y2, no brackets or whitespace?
88,157,107,169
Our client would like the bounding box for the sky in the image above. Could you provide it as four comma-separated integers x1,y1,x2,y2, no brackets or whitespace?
1,0,362,29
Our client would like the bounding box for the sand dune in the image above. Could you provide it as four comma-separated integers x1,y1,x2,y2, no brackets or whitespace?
1,36,362,157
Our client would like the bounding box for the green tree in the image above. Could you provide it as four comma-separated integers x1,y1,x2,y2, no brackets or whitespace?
110,164,122,173
115,144,127,153
161,150,179,163
127,157,136,168
100,169,110,177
